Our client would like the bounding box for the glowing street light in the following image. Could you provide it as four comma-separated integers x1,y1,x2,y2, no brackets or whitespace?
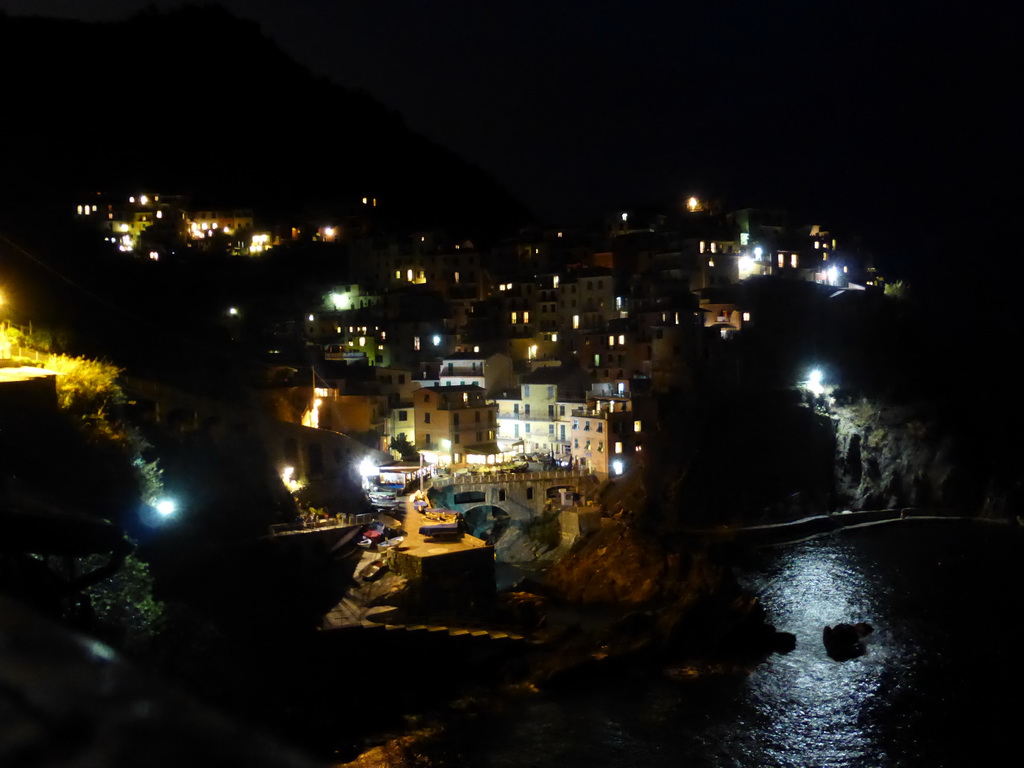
155,498,177,517
357,456,377,478
807,368,825,396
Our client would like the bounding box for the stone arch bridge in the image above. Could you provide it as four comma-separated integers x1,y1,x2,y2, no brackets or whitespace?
428,469,599,523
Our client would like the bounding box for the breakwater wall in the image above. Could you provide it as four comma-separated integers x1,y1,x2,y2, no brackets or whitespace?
688,508,1015,548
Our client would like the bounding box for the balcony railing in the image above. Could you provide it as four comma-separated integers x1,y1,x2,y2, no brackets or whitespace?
496,412,555,421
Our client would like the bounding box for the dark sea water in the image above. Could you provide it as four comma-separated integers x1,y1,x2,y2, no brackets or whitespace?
433,521,1024,767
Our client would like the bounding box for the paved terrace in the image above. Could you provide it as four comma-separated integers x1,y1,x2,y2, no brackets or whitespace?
322,497,533,641
396,495,491,557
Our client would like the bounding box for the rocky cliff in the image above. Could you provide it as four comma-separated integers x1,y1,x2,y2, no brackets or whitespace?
831,395,1022,519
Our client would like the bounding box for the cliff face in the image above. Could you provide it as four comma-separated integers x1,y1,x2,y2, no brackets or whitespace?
831,396,1022,518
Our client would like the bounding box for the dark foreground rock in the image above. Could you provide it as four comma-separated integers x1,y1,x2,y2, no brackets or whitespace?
519,521,794,687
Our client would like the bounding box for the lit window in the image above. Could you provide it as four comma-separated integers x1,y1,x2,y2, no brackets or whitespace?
778,254,784,268
814,241,820,249
407,269,413,281
523,311,529,323
608,335,615,347
463,392,469,403
572,315,580,329
743,312,751,322
634,420,642,433
511,312,518,324
791,254,798,268
553,276,560,288
551,333,558,342
414,336,421,351
395,270,401,279
711,242,717,254
618,335,625,345
615,442,623,454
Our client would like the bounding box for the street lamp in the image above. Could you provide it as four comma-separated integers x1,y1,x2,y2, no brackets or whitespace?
807,368,824,396
155,498,177,517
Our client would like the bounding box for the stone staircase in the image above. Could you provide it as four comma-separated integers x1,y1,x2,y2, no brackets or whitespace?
321,604,535,643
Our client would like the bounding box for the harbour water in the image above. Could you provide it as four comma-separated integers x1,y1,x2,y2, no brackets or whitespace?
430,521,1024,767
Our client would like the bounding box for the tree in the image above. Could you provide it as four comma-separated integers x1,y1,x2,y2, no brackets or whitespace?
390,432,419,461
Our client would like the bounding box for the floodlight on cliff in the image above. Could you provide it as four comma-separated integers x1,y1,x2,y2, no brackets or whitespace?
807,369,824,396
155,498,177,517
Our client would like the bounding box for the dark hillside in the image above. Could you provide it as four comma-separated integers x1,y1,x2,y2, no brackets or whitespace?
0,6,530,236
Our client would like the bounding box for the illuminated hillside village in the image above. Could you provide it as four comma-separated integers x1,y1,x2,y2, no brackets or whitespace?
3,185,892,655
65,191,879,484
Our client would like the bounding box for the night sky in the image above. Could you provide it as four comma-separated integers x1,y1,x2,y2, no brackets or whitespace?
1,0,1018,288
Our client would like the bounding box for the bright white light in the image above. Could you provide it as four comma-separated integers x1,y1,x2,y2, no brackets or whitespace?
807,369,825,396
621,212,628,222
612,459,624,476
827,266,838,285
156,499,176,517
432,335,441,346
739,255,754,278
308,314,315,322
228,307,238,316
357,456,377,478
754,246,763,259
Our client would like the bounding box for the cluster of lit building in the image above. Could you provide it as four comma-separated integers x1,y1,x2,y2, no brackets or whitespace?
73,192,881,480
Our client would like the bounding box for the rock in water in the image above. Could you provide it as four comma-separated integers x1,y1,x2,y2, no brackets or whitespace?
823,622,873,661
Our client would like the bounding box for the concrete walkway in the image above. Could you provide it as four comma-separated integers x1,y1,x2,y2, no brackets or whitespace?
321,496,535,642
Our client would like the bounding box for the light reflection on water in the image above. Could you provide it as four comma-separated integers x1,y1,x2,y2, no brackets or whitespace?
742,540,905,767
438,524,1024,767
